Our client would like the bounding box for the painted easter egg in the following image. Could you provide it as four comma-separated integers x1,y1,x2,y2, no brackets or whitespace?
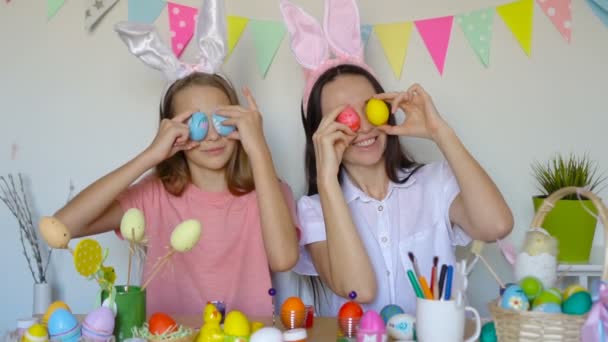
120,208,145,242
563,284,587,301
170,219,202,252
533,289,562,308
48,309,81,341
365,98,389,126
23,324,48,342
386,313,415,340
250,327,282,342
336,106,361,132
520,276,543,300
39,217,71,249
380,304,404,324
43,301,71,325
500,285,530,311
250,322,264,334
532,303,562,314
212,114,236,136
358,310,386,334
189,112,209,141
73,239,103,277
480,322,497,342
149,313,177,335
82,307,115,341
562,291,592,315
338,301,363,319
224,311,250,337
280,297,306,329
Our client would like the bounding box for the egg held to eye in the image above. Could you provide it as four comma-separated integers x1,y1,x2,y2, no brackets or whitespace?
365,98,389,126
212,114,236,136
336,106,360,132
189,112,209,141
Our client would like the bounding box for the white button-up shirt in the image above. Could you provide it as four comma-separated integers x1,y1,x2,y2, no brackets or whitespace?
294,161,471,316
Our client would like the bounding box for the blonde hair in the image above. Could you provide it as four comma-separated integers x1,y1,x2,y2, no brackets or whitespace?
156,73,254,196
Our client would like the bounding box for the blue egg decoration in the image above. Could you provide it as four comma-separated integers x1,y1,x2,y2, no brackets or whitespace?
532,303,562,314
380,304,404,324
188,112,209,141
500,285,530,311
48,308,81,342
480,322,497,342
562,291,592,315
212,114,236,136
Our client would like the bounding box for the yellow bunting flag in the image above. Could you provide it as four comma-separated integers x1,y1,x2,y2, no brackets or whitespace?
374,22,413,78
227,16,249,57
497,0,534,56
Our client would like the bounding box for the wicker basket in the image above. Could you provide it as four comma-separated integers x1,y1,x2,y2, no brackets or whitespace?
489,187,608,342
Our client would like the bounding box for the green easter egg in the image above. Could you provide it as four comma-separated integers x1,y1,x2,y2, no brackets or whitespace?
520,276,543,300
563,284,587,301
562,291,592,315
480,322,497,342
533,289,562,308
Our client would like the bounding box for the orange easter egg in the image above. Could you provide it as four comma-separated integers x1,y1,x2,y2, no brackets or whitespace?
280,297,306,329
281,297,305,313
338,302,363,319
148,313,177,335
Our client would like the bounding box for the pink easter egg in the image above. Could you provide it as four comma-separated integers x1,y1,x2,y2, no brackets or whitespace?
358,310,386,333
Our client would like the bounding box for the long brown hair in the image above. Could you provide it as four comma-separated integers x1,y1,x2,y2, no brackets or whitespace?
156,72,254,196
302,64,420,196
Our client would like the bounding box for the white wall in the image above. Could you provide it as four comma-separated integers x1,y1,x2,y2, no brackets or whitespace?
1,0,607,331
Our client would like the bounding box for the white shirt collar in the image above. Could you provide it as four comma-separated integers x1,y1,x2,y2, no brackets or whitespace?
341,167,419,204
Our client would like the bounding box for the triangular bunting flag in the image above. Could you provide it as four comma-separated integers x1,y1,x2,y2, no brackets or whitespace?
586,0,608,28
374,22,413,78
85,0,119,31
250,20,286,78
497,0,534,56
167,2,198,58
536,0,572,42
128,0,166,24
415,16,454,75
456,9,494,67
227,16,249,57
361,24,373,47
48,0,65,20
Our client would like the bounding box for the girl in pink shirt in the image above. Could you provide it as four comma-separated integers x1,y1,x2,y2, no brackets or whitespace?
50,0,298,316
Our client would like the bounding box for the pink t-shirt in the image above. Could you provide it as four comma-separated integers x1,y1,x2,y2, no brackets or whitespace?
117,174,297,317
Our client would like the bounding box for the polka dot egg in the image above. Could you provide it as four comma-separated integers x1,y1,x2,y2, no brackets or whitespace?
500,284,530,311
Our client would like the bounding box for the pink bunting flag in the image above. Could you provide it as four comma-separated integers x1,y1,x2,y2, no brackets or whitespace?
536,0,572,42
167,2,198,58
415,16,454,75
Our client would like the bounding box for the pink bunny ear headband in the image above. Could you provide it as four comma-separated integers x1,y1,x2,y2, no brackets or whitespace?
280,0,376,113
114,0,229,97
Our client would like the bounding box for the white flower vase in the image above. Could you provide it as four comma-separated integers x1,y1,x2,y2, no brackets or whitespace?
33,282,51,315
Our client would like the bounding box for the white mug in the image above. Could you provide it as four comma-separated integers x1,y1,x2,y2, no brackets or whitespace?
415,298,481,342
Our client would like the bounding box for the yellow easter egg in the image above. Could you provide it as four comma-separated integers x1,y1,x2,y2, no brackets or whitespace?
250,321,264,333
365,98,389,126
73,239,103,277
23,324,48,342
170,219,202,252
42,301,71,325
563,284,587,301
120,208,146,242
224,311,250,337
39,217,71,249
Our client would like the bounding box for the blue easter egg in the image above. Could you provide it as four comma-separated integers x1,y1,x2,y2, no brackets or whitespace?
212,114,236,136
532,303,562,314
562,291,592,315
189,112,209,141
500,285,530,311
380,304,404,324
48,309,81,340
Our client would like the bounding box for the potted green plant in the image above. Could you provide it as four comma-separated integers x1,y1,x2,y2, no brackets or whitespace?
532,154,606,263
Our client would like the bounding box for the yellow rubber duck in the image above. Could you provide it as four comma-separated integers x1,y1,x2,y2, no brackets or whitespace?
196,303,224,342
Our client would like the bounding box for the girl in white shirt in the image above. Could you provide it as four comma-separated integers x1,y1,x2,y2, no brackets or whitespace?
280,0,514,315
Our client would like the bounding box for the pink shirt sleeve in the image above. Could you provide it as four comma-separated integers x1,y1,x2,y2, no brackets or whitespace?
114,174,161,239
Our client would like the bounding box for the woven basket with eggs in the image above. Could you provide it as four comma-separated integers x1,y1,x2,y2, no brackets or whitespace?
489,187,608,342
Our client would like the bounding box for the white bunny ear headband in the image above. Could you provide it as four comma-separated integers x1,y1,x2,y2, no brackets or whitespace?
114,0,228,91
280,0,376,112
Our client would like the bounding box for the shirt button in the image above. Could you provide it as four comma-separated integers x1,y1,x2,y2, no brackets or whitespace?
378,205,383,212
381,236,388,243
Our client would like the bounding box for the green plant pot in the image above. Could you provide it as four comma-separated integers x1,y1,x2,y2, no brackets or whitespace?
533,196,598,263
101,285,146,342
